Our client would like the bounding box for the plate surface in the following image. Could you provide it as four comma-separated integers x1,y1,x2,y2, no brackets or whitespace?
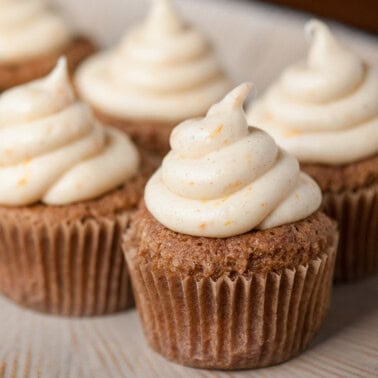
1,0,378,377
1,278,377,377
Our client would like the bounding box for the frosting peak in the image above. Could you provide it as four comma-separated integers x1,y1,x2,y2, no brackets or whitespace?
75,0,231,122
305,20,342,66
0,58,74,126
0,0,71,63
282,20,364,103
144,0,182,36
145,84,321,238
248,20,378,165
170,83,251,159
0,58,140,206
209,82,252,113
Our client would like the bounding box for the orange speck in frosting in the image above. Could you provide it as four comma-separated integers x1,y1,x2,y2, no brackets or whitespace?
26,114,35,122
200,199,208,204
260,202,266,208
18,174,29,187
199,223,206,230
230,180,242,190
264,111,273,121
214,195,230,206
221,181,243,197
223,138,229,145
189,181,195,186
208,124,224,139
224,220,234,226
295,193,300,200
284,129,301,137
4,148,14,156
23,158,32,166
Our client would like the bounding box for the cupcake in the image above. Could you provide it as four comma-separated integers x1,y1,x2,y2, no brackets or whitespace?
0,0,96,92
75,0,231,156
123,84,338,369
248,20,378,282
0,58,156,316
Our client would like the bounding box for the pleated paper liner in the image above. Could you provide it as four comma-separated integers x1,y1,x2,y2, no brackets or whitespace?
125,235,337,370
0,212,133,317
323,182,378,282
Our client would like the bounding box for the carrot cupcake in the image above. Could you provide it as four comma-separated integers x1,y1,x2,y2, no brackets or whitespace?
75,0,231,156
0,0,96,92
0,58,156,316
123,84,338,369
248,20,378,282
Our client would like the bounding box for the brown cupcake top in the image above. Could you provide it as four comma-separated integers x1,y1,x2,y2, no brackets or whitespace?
302,153,378,193
92,106,174,156
125,205,337,279
0,37,96,92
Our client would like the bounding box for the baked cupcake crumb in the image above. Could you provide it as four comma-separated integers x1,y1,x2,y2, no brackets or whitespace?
302,154,378,192
126,205,337,279
0,37,96,92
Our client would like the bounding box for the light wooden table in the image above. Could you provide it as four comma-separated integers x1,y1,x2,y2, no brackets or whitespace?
0,277,377,377
1,0,377,376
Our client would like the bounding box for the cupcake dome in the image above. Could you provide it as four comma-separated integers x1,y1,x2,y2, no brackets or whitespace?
248,20,378,165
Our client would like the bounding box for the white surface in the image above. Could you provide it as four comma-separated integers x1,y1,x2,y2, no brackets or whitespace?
1,1,378,377
0,277,377,377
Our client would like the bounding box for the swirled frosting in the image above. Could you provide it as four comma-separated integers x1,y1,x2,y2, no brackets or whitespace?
75,0,231,122
248,20,378,165
145,84,321,238
0,0,72,64
0,58,140,206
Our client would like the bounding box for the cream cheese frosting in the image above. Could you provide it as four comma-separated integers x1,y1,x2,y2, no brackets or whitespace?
145,83,321,238
75,0,231,123
0,58,140,206
0,0,72,64
248,20,378,165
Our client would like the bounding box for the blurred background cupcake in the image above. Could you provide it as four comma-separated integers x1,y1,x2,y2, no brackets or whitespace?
0,58,157,316
123,84,338,369
75,0,232,156
0,0,96,92
248,20,378,282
